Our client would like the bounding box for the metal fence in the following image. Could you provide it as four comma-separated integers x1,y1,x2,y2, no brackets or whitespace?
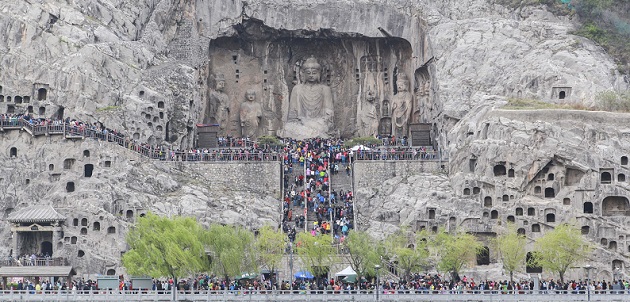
353,150,444,161
1,118,447,163
0,257,66,267
0,118,282,162
0,289,626,302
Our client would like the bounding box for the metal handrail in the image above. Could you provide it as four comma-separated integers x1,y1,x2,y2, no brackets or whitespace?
0,289,624,298
0,117,282,162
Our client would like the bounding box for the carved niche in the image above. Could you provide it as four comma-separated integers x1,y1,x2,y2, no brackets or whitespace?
202,20,414,139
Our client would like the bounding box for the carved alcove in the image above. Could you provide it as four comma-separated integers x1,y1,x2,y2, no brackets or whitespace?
204,20,413,138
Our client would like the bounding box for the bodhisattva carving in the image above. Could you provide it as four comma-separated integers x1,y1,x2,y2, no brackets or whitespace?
239,89,262,138
358,87,379,137
204,74,230,132
281,57,334,139
391,74,412,138
413,81,429,123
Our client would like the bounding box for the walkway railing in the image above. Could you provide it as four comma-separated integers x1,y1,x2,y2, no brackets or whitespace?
0,118,281,162
0,289,624,301
354,150,444,161
0,257,67,267
1,117,445,163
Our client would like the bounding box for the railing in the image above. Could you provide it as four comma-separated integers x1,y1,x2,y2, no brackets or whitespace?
0,257,67,267
0,118,282,162
1,117,447,163
354,150,444,161
0,289,625,301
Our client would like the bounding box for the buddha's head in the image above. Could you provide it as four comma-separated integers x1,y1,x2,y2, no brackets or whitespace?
245,89,256,102
396,74,409,92
302,57,322,83
215,74,226,92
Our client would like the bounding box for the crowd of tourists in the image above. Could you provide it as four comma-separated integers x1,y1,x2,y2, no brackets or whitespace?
3,253,54,266
92,273,630,296
279,138,355,243
0,113,441,163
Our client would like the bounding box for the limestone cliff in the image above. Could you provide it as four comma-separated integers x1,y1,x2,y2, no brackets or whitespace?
0,0,628,279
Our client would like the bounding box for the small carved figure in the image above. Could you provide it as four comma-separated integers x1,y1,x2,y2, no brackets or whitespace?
282,57,334,138
391,73,412,137
413,81,430,123
239,89,262,138
358,87,379,137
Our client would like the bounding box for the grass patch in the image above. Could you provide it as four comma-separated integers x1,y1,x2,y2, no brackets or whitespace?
96,105,121,112
504,92,630,112
503,98,578,110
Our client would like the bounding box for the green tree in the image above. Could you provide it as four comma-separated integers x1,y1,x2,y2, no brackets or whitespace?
204,223,256,281
383,227,430,281
493,223,527,282
255,225,287,285
430,229,483,280
122,212,209,281
343,230,382,285
529,223,593,283
257,135,283,147
295,232,335,281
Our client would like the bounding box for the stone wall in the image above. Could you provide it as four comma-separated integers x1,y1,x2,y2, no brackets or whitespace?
354,160,447,189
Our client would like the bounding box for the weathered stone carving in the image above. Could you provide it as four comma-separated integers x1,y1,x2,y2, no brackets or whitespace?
203,74,230,132
414,81,430,123
239,89,262,138
281,57,334,139
391,74,413,137
357,87,379,137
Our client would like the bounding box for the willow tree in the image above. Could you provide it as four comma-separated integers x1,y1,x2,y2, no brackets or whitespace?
383,228,429,281
494,223,527,282
344,230,382,285
529,223,593,283
431,228,483,280
122,213,209,283
255,225,287,285
204,223,256,281
295,232,335,281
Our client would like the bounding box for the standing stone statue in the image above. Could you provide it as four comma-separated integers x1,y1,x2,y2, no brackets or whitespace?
413,81,430,123
391,73,412,138
204,74,230,133
281,57,334,139
357,87,379,137
239,89,262,138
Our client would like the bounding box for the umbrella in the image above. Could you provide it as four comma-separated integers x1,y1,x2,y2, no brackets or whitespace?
294,271,314,279
343,275,357,283
235,272,258,280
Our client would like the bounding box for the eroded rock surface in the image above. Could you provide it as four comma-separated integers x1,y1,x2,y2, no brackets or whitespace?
0,0,629,279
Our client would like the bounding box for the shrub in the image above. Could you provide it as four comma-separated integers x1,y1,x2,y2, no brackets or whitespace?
344,137,382,148
257,135,283,147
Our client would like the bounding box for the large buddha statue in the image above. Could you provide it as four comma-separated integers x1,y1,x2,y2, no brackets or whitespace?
281,57,334,139
203,74,230,133
391,73,413,138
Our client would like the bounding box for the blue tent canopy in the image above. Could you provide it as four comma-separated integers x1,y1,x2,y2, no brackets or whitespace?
294,271,314,279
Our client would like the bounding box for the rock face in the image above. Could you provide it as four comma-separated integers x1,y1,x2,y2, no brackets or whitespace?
0,0,629,279
0,130,280,275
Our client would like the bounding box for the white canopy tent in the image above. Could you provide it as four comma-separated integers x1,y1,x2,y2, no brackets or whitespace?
334,266,357,278
350,145,371,151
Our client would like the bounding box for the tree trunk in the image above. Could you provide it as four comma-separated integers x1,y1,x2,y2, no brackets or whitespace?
510,271,513,283
173,277,178,302
559,271,564,284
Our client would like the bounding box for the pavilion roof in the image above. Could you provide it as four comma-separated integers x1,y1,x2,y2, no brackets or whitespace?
7,205,66,223
0,266,76,277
